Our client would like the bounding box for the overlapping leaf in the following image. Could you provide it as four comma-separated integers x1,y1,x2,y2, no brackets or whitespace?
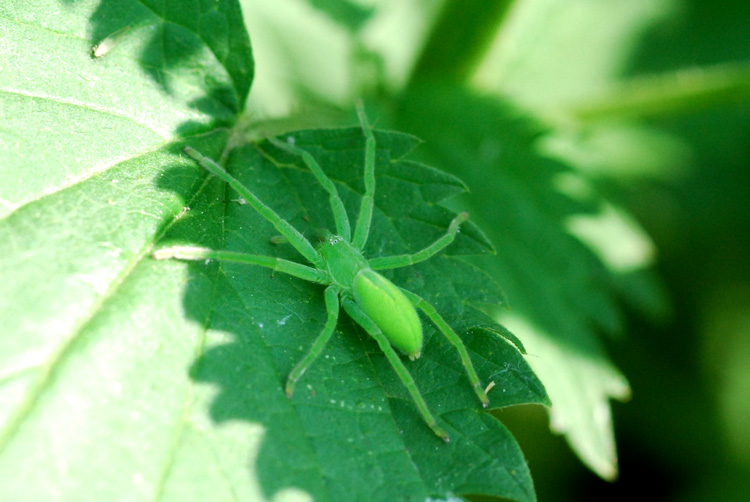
396,84,663,479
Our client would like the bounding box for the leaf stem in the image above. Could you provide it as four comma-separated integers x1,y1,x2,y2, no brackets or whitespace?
408,0,517,85
562,61,750,122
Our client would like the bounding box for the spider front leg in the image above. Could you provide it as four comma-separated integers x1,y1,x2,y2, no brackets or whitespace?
273,101,378,252
153,246,327,283
352,101,376,251
342,296,451,442
267,137,352,242
182,147,325,268
399,289,489,407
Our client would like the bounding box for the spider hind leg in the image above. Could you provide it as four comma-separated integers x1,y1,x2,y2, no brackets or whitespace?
342,296,451,442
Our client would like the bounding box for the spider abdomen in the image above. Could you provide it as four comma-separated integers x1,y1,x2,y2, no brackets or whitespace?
353,269,423,359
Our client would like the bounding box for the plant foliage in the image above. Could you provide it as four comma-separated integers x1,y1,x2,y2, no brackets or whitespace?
0,1,555,501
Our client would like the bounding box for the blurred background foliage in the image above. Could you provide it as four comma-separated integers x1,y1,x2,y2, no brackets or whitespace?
238,0,750,499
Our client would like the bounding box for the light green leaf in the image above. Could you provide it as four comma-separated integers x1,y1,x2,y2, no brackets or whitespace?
474,0,679,110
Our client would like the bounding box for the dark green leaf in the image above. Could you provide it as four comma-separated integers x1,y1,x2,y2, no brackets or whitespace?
159,128,548,500
396,83,663,479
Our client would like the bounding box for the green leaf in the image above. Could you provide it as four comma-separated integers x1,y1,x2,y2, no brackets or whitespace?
0,3,545,501
396,83,664,479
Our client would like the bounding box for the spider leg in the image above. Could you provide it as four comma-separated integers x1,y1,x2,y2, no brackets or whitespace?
368,212,468,270
153,246,329,283
352,101,376,251
267,137,351,241
399,289,489,407
342,296,450,442
183,147,324,268
286,286,340,396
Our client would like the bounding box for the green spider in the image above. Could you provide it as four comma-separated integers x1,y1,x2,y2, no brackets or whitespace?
154,104,489,441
